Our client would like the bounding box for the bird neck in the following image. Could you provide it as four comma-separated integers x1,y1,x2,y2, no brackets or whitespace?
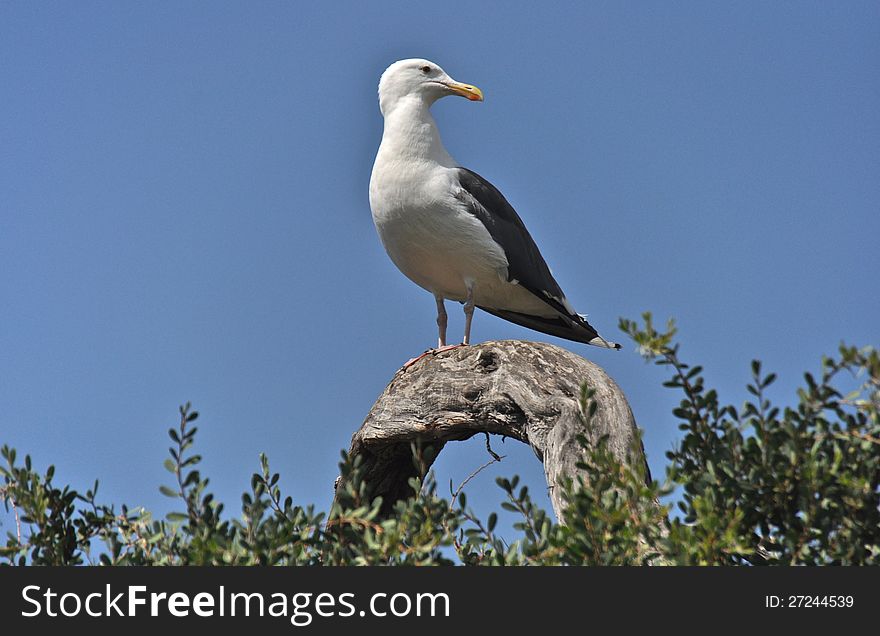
379,97,456,167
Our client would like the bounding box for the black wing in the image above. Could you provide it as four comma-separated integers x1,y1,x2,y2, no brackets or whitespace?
456,167,566,307
455,167,620,349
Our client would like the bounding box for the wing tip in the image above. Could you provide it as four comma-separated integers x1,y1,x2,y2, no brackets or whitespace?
588,336,622,350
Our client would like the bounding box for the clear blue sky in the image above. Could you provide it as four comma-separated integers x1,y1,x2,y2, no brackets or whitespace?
2,2,878,538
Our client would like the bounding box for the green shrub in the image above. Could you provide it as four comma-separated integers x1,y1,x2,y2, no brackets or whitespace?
2,315,877,565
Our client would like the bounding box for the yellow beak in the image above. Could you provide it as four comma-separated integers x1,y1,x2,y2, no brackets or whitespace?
446,81,483,102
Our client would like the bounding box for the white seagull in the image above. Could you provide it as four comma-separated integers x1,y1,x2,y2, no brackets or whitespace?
369,58,621,362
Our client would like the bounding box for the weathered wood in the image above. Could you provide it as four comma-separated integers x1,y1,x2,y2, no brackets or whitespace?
335,340,647,520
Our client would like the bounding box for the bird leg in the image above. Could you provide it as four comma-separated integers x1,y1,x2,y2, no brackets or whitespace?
433,295,463,352
435,294,447,348
462,281,475,345
402,295,462,369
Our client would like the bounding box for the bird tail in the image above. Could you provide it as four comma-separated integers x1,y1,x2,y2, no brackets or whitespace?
587,335,622,350
478,306,622,350
578,313,621,349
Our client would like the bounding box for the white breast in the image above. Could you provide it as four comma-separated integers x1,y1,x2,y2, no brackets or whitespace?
370,159,508,302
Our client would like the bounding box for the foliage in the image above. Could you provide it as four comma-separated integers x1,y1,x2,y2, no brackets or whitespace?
619,312,880,564
2,315,878,565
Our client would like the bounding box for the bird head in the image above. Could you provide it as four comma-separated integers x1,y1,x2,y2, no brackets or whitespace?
378,58,483,115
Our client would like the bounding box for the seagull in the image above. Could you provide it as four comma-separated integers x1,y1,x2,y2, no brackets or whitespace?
369,58,621,363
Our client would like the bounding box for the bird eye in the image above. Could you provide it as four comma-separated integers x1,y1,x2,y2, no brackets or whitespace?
420,65,431,74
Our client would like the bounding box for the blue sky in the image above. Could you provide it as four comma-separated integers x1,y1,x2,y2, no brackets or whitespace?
2,2,878,540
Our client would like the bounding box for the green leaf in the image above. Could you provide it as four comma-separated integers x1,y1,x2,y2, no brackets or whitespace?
487,513,497,533
159,485,178,498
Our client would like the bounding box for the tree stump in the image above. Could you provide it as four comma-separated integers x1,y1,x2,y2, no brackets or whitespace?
334,340,647,521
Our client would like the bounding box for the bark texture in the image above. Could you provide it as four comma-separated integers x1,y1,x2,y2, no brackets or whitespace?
336,340,646,520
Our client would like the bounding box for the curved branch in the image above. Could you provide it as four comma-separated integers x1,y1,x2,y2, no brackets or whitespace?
335,340,646,520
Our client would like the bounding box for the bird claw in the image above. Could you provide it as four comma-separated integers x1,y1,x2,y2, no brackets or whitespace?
435,343,466,354
403,350,433,369
402,343,468,369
